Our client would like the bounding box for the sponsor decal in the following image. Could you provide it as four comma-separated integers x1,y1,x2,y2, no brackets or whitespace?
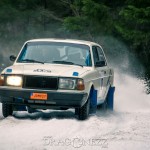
73,72,79,76
33,69,51,73
6,68,12,73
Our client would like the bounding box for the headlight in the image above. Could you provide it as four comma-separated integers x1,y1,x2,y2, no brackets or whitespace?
59,78,76,89
6,76,23,87
59,78,85,90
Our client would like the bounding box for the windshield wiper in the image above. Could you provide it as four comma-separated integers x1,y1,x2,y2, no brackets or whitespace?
52,61,83,67
19,59,44,64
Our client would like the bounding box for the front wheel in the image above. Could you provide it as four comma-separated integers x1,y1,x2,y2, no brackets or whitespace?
78,98,90,120
2,103,13,118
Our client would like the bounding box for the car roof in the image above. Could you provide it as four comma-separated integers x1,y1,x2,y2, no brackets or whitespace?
26,38,99,46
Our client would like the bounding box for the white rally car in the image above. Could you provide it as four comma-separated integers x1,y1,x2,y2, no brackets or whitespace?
0,39,115,120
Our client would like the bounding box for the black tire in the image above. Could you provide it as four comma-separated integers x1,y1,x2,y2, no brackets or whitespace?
78,98,90,120
2,103,13,118
75,108,79,115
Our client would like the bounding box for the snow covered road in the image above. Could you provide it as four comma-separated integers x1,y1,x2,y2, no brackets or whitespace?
0,72,150,150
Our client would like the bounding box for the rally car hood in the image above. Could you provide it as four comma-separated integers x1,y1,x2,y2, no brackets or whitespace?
2,63,90,77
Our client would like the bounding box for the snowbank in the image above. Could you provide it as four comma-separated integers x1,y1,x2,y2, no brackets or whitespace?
0,72,150,150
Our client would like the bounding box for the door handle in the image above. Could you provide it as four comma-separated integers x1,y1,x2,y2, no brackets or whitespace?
100,70,106,74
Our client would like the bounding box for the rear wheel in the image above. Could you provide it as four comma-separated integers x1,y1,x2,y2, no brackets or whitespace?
2,103,13,118
101,98,108,111
101,90,109,111
78,98,90,120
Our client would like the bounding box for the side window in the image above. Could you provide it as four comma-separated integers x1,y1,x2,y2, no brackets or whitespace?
96,46,107,65
92,46,99,65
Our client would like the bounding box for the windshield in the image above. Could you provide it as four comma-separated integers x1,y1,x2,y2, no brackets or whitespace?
17,42,92,67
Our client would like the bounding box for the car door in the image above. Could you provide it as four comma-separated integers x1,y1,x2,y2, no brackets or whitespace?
96,46,111,100
92,46,110,103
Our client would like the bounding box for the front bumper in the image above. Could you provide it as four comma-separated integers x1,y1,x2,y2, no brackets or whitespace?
0,87,88,109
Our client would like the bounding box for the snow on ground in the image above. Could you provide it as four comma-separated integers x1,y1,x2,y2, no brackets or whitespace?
0,71,150,150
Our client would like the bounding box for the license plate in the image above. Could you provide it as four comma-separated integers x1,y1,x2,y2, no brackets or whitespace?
30,93,47,100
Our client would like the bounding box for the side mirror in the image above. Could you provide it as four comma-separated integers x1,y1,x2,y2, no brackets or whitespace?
10,55,16,62
95,61,106,67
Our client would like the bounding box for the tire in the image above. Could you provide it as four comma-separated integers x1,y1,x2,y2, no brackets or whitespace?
2,103,13,118
78,98,90,120
75,108,79,115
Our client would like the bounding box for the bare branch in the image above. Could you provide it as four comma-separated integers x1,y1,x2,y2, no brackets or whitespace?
48,12,63,22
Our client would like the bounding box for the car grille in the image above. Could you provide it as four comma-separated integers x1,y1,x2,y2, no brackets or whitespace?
23,75,58,90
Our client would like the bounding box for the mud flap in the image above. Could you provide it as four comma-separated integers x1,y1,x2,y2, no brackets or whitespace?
89,89,97,114
107,86,115,110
